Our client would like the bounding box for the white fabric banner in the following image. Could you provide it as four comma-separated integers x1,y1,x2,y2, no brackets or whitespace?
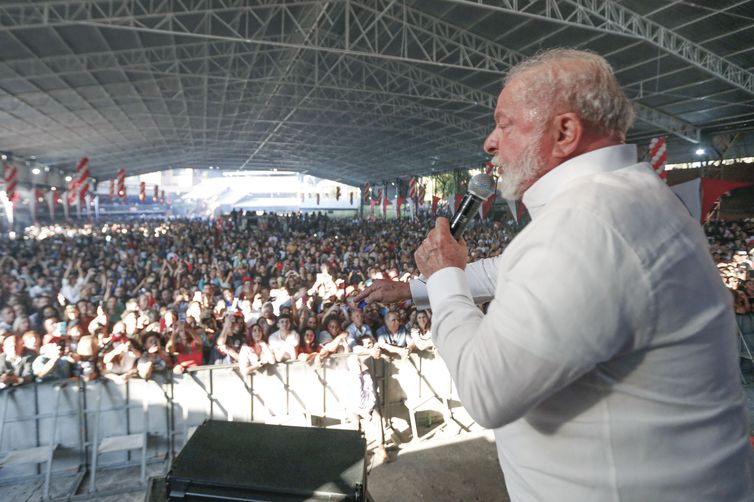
670,178,701,222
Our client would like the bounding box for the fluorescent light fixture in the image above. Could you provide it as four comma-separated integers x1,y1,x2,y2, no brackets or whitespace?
695,148,705,156
31,167,40,175
65,175,72,182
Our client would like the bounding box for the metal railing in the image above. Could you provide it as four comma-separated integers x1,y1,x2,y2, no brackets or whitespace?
0,350,457,493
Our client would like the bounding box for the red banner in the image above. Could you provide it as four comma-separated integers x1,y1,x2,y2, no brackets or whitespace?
139,181,146,203
701,178,753,223
396,196,404,218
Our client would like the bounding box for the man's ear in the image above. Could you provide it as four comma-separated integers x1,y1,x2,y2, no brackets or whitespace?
551,112,583,160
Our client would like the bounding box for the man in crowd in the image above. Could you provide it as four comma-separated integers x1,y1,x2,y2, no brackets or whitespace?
0,334,35,387
268,314,300,363
357,49,754,500
375,311,414,357
345,308,373,349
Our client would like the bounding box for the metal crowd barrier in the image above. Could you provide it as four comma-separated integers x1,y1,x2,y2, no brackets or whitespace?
0,350,458,494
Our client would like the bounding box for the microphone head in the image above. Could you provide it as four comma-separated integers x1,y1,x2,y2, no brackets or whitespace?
468,173,496,200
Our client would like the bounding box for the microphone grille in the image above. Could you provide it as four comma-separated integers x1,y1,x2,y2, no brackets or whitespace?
468,173,496,200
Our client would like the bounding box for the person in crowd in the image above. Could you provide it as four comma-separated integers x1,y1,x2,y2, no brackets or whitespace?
0,334,36,387
375,311,415,357
238,324,275,375
73,335,100,382
167,319,205,374
101,338,138,384
214,312,245,365
345,308,374,349
136,331,172,380
33,338,73,382
297,327,322,365
267,314,300,363
410,310,433,351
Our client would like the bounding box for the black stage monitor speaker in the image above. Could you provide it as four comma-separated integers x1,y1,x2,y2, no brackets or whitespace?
166,420,368,501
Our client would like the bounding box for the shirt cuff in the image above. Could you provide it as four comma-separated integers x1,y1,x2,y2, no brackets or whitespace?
426,267,473,309
409,277,430,310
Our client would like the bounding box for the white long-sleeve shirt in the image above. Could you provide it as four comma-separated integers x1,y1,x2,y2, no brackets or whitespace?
415,145,754,501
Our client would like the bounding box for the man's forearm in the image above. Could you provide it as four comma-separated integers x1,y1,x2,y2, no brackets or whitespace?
409,256,500,309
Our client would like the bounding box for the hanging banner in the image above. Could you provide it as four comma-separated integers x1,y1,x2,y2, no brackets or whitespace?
161,190,165,205
3,162,18,204
700,178,753,223
139,181,146,203
153,184,159,203
117,169,126,201
648,137,668,180
362,182,370,203
431,195,440,217
67,157,89,204
109,179,115,201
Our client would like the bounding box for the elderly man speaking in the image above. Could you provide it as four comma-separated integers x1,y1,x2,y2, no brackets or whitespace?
356,49,754,501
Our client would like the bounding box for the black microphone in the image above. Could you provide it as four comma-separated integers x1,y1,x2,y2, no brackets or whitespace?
449,173,496,240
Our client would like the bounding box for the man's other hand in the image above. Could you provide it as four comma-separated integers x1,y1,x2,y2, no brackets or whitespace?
415,218,468,279
353,280,410,305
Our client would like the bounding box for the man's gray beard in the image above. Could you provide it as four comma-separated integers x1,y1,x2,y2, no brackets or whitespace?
492,141,543,201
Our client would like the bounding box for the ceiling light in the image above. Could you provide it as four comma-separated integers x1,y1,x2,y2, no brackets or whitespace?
51,187,57,191
1,154,6,160
695,148,705,156
31,168,40,175
65,175,72,182
44,165,50,172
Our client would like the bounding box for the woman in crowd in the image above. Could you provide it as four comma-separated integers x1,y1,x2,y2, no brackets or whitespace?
167,319,205,374
238,323,275,375
297,327,322,365
410,310,434,351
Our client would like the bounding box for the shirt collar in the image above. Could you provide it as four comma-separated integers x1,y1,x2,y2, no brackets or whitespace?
522,144,638,219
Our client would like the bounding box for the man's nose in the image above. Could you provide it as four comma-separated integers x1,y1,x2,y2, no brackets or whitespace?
484,131,498,155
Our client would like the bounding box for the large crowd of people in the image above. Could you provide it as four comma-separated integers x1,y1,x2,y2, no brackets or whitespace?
0,211,512,389
0,211,750,391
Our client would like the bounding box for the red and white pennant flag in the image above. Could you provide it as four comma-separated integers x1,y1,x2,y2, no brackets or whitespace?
67,157,90,204
648,137,668,181
408,176,417,200
3,162,18,204
117,169,126,201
